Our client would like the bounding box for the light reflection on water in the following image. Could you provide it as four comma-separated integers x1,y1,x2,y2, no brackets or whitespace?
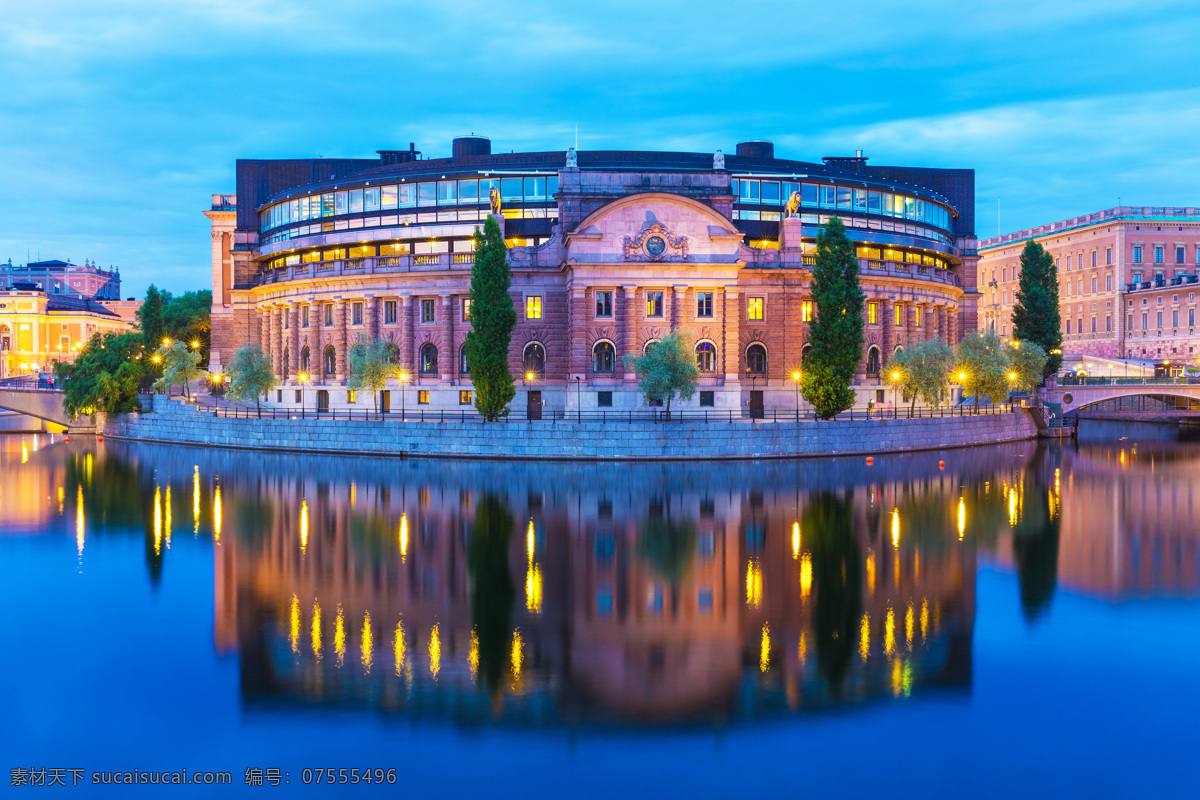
3,429,1200,795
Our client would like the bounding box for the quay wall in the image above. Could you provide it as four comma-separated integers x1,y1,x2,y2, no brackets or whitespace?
95,400,1039,460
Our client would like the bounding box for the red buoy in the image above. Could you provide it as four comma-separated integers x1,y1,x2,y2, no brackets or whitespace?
865,457,874,466
939,460,945,470
98,435,104,442
65,437,70,443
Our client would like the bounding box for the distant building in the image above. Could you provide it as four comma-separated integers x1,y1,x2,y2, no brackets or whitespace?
0,258,138,378
978,207,1200,364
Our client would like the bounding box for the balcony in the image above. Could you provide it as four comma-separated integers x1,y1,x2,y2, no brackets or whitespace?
862,259,962,288
253,253,476,287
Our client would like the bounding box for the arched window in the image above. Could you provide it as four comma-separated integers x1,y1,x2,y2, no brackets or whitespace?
323,345,336,377
894,344,905,354
459,344,470,375
866,346,881,376
384,342,400,365
696,341,717,372
801,344,812,364
523,342,545,375
300,346,310,373
420,343,438,374
592,341,615,373
643,339,660,355
746,343,767,375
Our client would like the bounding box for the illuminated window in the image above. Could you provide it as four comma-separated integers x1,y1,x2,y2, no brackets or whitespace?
420,344,438,374
595,291,613,317
459,390,472,405
384,301,397,324
802,301,813,322
523,342,545,375
352,302,363,325
914,306,921,326
421,299,435,323
646,291,664,317
592,341,615,373
462,298,471,322
347,390,357,403
868,302,878,324
417,390,429,405
697,291,714,318
526,295,542,320
696,341,716,372
746,343,767,374
459,345,470,375
748,297,764,321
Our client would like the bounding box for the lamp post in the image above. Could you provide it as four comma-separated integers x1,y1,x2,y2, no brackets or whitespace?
525,371,535,419
957,371,966,408
1007,371,1017,407
298,372,308,418
574,375,581,423
791,371,801,421
892,371,901,418
399,372,408,420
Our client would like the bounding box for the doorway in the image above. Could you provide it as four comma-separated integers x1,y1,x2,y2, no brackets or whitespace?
527,390,542,420
380,390,391,414
317,390,329,413
749,391,764,419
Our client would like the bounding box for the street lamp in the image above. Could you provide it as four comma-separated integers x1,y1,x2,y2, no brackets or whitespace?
298,372,308,418
162,338,170,347
957,371,967,407
892,370,901,418
1008,371,1017,406
399,372,408,420
525,371,535,419
791,371,801,421
574,375,581,423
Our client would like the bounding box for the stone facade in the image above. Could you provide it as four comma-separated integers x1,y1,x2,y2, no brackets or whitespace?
210,140,977,414
979,206,1200,365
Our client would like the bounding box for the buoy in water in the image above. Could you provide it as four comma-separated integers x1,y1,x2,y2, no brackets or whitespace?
98,435,104,442
865,457,874,466
65,437,70,443
938,460,945,470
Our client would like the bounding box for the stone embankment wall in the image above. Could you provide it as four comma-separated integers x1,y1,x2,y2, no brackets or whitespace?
95,400,1039,460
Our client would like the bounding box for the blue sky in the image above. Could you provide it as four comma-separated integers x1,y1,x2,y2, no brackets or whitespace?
2,0,1198,297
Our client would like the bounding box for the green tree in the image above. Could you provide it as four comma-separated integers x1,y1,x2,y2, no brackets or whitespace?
957,329,1011,412
56,331,147,420
465,215,516,421
137,285,165,349
637,498,697,585
887,340,956,417
800,217,866,418
224,345,278,418
468,495,516,701
162,289,213,368
347,335,400,419
625,330,699,418
152,341,204,400
1006,340,1049,395
1011,241,1063,377
803,492,862,694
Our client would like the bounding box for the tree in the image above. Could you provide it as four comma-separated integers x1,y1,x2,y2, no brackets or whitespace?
887,340,956,417
800,217,866,419
625,330,699,418
468,495,516,703
465,215,516,421
162,289,213,368
224,345,277,418
803,492,862,694
152,341,204,400
347,335,400,419
1006,340,1049,395
956,329,1008,412
56,331,147,420
137,285,165,349
1011,241,1063,377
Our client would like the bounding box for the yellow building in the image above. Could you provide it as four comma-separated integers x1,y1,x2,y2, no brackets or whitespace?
0,289,136,379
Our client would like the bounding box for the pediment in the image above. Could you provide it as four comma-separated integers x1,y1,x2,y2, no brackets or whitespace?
565,193,742,265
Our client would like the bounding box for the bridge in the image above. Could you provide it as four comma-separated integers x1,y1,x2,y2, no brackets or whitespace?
1052,378,1200,418
0,377,90,432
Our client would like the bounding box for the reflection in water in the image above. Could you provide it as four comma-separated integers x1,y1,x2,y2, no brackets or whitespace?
4,431,1200,729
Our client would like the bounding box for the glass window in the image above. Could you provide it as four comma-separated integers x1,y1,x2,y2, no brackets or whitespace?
593,342,615,373
301,306,310,328
854,189,868,211
363,187,380,212
458,179,479,205
479,179,499,205
904,196,916,219
760,181,781,205
460,345,470,375
782,182,800,202
421,299,435,322
420,344,438,374
380,185,398,209
748,297,764,321
1155,246,1164,264
523,343,545,374
746,344,766,374
417,182,436,207
347,245,375,258
324,304,334,326
801,183,817,206
348,189,363,214
820,185,836,207
379,242,410,256
417,390,429,405
384,301,397,324
502,178,523,203
321,193,334,217
696,342,716,372
437,180,457,205
398,183,417,208
868,302,877,324
696,291,714,318
595,291,612,317
524,177,547,201
739,179,759,203
836,186,852,209
352,303,363,325
323,345,336,376
803,301,812,322
646,291,664,317
547,175,558,200
526,295,542,319
866,191,882,214
1133,246,1143,264
462,298,471,322
334,191,348,215
459,390,472,405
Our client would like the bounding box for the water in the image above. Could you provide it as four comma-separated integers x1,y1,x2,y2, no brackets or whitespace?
2,430,1199,797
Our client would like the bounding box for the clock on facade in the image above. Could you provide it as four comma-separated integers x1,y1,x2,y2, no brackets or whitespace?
645,236,666,257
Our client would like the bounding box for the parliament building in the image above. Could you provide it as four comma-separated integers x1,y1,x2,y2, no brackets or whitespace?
207,138,978,415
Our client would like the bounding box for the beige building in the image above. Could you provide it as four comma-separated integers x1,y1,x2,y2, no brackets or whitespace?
979,207,1200,364
0,290,135,379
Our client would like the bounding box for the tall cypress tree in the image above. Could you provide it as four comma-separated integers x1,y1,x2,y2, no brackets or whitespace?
1011,241,1062,377
466,215,516,420
137,285,165,348
801,216,866,418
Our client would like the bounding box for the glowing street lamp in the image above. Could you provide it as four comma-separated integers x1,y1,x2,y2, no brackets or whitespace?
190,340,200,350
791,371,801,421
399,372,408,420
152,355,161,364
162,338,171,347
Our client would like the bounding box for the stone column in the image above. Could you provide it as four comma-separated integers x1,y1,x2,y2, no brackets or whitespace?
925,303,936,341
311,300,323,381
569,285,587,379
440,294,454,383
721,285,740,384
937,305,947,343
399,294,414,375
671,285,687,331
367,296,380,341
288,303,300,382
882,299,895,365
619,284,638,381
271,307,283,379
334,299,348,383
259,306,270,356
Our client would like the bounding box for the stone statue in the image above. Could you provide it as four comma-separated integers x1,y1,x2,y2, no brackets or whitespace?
566,147,577,168
713,149,725,170
489,186,501,214
785,190,801,218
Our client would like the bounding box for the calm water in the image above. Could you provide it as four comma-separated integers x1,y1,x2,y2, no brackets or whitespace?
2,426,1199,797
